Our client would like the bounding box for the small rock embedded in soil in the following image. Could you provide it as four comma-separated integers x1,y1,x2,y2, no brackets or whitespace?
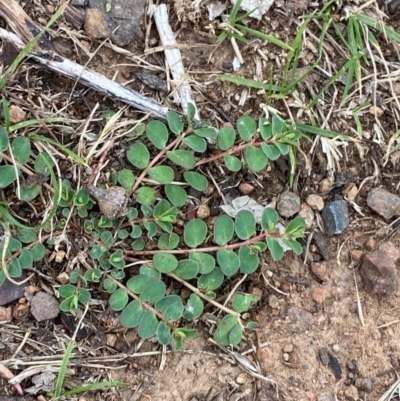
319,348,330,366
311,287,330,304
344,385,359,400
329,354,342,380
360,241,399,294
312,231,330,261
306,194,324,211
321,200,349,235
311,261,329,282
354,377,374,393
0,273,26,306
277,191,301,218
86,0,147,46
298,203,314,229
31,292,59,322
367,187,400,220
285,306,314,333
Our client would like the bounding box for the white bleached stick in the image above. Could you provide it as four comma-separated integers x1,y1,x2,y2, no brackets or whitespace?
152,4,198,118
0,28,169,120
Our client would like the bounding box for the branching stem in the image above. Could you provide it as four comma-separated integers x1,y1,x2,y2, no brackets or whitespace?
167,272,239,317
125,231,274,256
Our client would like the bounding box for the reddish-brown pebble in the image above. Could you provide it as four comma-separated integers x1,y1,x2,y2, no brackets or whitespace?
312,287,330,303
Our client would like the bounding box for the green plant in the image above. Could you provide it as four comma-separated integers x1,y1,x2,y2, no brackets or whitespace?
55,105,305,349
50,329,125,400
0,99,305,349
217,0,292,65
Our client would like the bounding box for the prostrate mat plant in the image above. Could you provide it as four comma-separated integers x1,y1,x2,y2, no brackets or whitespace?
0,100,305,349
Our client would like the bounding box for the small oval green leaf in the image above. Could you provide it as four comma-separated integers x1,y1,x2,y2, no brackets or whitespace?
182,135,207,152
157,321,171,345
120,300,143,328
237,116,256,141
214,215,234,246
0,165,17,188
153,252,178,273
127,142,150,169
12,137,31,165
175,259,199,280
138,310,158,339
267,237,284,261
167,150,195,169
197,268,224,291
217,249,240,276
224,155,242,172
183,171,208,191
167,111,184,135
109,288,128,311
164,184,187,207
184,219,207,248
218,126,236,151
245,146,268,172
189,252,215,274
235,210,256,240
148,166,174,184
146,120,169,149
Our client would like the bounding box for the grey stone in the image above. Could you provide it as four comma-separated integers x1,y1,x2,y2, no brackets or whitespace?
0,272,26,306
31,292,59,322
285,306,314,333
321,200,349,235
354,377,374,393
277,191,301,218
86,0,146,47
367,187,400,220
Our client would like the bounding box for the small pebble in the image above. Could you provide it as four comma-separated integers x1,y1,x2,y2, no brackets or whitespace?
332,343,340,353
283,343,294,353
319,178,333,193
236,373,247,385
277,191,301,218
268,294,279,309
306,194,324,211
197,204,210,219
319,348,330,366
321,200,349,235
238,182,254,195
298,203,315,229
282,353,289,361
312,287,330,303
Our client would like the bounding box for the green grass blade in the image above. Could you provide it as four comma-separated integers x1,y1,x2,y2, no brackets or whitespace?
10,118,70,132
354,14,400,43
229,0,244,22
54,341,75,398
30,134,88,166
307,51,363,110
295,123,351,140
235,24,293,51
61,381,126,397
217,74,282,92
0,3,67,88
283,14,313,86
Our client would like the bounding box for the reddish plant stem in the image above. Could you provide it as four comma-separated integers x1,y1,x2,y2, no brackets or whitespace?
129,128,193,196
124,231,272,256
167,272,239,317
195,137,273,167
88,139,116,184
120,216,155,229
105,273,168,323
